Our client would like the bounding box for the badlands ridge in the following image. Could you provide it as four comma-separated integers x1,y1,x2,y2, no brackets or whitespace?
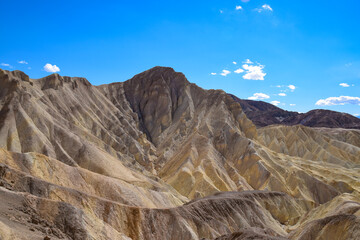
0,67,359,239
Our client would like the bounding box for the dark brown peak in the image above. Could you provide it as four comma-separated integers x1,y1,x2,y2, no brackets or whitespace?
131,66,176,79
299,109,360,129
143,66,177,75
121,67,195,145
126,66,189,88
303,109,359,121
306,109,348,116
229,93,360,129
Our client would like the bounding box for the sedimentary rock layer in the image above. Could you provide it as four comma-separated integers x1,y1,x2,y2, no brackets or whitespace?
0,67,359,239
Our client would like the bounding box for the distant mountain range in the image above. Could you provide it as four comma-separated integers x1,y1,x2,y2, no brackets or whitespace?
230,94,360,129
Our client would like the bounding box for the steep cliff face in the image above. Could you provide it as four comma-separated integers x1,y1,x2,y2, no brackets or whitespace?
0,67,359,240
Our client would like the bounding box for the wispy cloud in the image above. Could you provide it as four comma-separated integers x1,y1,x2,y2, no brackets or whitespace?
241,0,250,2
220,69,231,76
270,100,280,106
290,104,296,106
316,96,360,106
233,61,237,65
354,114,359,117
278,93,286,96
262,4,273,11
210,72,217,75
43,63,60,73
274,84,296,93
235,6,243,10
339,83,350,87
248,93,270,100
256,4,273,12
18,60,28,64
242,64,266,80
0,63,13,68
288,85,296,91
234,68,244,74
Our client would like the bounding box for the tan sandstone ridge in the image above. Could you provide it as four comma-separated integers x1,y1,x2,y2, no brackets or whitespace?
0,66,359,239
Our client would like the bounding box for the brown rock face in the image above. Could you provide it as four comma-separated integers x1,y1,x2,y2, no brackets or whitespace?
231,95,360,129
0,66,359,239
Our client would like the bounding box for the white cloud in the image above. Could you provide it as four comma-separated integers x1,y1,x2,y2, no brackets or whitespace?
242,64,266,80
275,85,297,93
256,4,273,12
233,61,237,65
270,101,280,106
290,104,296,106
243,59,253,64
315,96,360,106
220,69,231,76
236,6,243,10
43,63,60,73
0,63,13,68
354,114,359,117
339,83,350,87
210,73,217,75
248,93,270,100
288,85,296,91
234,68,244,74
262,4,273,11
278,93,286,96
18,60,28,64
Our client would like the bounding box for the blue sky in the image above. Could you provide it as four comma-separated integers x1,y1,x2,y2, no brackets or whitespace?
1,0,360,116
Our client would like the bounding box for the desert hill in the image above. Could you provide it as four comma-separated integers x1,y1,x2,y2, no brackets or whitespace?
0,67,359,239
230,95,360,129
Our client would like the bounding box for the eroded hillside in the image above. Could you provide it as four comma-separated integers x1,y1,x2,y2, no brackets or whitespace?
0,67,359,239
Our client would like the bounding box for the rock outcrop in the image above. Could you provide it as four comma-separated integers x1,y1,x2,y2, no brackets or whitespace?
0,67,359,239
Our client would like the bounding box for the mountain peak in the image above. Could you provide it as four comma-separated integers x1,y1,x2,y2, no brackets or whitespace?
126,66,189,88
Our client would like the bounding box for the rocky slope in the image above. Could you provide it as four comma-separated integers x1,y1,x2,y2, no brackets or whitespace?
231,95,360,129
0,67,359,239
